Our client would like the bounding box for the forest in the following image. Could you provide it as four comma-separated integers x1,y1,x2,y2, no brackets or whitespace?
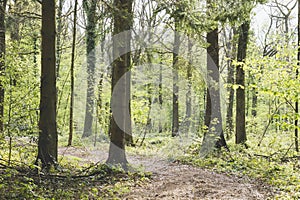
0,0,299,199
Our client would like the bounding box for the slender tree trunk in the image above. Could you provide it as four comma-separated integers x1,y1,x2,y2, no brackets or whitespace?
225,28,236,138
145,83,152,131
33,33,38,77
295,0,299,152
145,51,154,134
82,0,97,138
0,0,6,134
158,57,163,133
246,71,250,117
56,0,64,78
172,21,180,137
10,0,20,41
200,27,227,156
185,39,192,133
97,15,106,135
226,53,234,135
68,0,78,146
36,0,58,168
96,73,103,132
251,86,258,117
236,21,250,144
106,0,133,168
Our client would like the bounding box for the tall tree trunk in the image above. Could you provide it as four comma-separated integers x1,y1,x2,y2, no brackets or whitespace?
251,86,258,117
225,28,237,138
295,0,299,152
82,0,97,138
10,0,20,41
0,0,6,134
235,21,250,145
145,83,152,131
200,27,227,156
96,73,103,134
106,0,133,168
145,51,154,134
172,21,180,137
56,0,64,78
185,39,192,133
158,56,163,133
36,0,58,168
246,71,250,117
68,0,78,146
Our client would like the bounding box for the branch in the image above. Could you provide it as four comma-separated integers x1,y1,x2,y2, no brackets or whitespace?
9,11,42,19
284,97,296,111
258,101,285,147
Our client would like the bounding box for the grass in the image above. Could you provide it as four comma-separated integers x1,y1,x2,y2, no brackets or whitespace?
1,129,299,199
0,136,150,199
177,142,300,199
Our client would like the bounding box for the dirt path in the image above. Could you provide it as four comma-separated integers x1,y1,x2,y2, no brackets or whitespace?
58,146,274,200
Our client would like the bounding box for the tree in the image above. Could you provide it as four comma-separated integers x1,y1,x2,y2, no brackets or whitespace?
0,0,7,134
185,39,193,132
158,57,163,133
56,0,64,78
82,0,97,138
200,28,228,155
296,0,299,152
106,0,133,168
9,0,20,41
172,20,180,137
36,0,57,168
200,0,227,156
235,20,250,145
224,27,237,137
68,0,78,146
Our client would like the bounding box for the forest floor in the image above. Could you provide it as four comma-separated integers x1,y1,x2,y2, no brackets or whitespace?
58,145,275,200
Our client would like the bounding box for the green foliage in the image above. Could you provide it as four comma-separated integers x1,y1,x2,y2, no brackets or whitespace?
245,34,299,135
215,0,267,24
4,38,40,138
0,142,151,199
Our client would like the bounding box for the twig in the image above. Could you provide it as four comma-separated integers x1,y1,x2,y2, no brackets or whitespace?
258,101,284,146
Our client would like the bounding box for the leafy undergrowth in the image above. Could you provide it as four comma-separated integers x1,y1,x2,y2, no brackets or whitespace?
0,138,150,199
0,162,150,199
178,143,300,199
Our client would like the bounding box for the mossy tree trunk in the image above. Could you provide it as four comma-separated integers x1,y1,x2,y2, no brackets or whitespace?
0,0,7,134
82,0,97,138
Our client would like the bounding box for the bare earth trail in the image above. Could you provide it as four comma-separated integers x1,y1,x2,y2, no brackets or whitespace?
58,146,274,200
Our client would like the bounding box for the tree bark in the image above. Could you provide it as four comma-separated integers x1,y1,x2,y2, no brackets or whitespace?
235,21,250,144
172,21,180,137
0,0,6,134
68,0,78,146
106,0,133,168
295,0,299,152
225,28,237,138
200,27,228,157
82,0,97,138
158,56,163,133
251,87,258,117
36,0,58,168
56,0,64,78
185,39,192,133
9,0,20,41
